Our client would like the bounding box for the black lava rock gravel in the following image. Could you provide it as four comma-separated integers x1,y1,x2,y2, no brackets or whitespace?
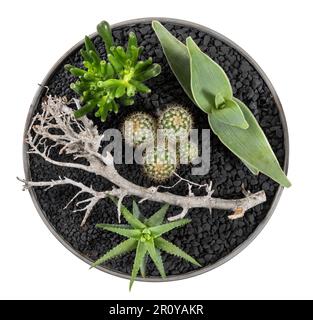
27,20,286,278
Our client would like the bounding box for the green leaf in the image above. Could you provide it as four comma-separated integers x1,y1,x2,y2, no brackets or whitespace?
84,36,98,55
140,254,148,278
186,37,232,113
130,241,147,291
89,50,101,65
115,46,127,63
66,66,86,77
115,85,126,98
134,58,152,73
119,96,134,106
110,197,146,229
155,237,201,267
133,63,161,82
80,49,93,63
240,158,259,175
152,21,194,102
98,79,124,89
209,98,291,187
95,224,141,239
97,20,114,54
211,98,249,129
149,219,191,238
129,45,140,64
145,240,166,278
215,92,225,109
108,54,123,73
132,201,141,219
145,204,169,227
129,80,151,94
74,100,97,118
127,32,138,57
92,238,137,268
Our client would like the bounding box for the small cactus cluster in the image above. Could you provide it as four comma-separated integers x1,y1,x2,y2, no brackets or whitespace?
122,104,197,181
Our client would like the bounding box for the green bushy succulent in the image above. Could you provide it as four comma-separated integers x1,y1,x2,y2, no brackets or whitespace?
92,199,200,290
122,112,156,147
65,21,161,122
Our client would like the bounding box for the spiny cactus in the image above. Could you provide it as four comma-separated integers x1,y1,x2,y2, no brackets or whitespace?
144,146,177,181
65,20,161,122
158,104,193,138
178,141,198,164
122,112,156,147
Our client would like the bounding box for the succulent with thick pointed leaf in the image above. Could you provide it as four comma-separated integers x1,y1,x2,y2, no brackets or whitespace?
92,200,201,290
152,21,291,187
65,20,161,122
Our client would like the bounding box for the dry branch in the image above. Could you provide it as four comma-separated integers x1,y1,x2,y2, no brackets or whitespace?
20,96,266,225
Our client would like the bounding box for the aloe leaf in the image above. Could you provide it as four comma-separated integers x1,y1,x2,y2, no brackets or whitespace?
146,240,166,278
92,238,137,268
110,197,146,229
140,254,148,278
208,98,291,187
132,201,141,219
155,237,201,267
186,37,232,113
211,99,249,129
97,20,114,54
95,224,141,239
130,241,147,291
152,21,194,103
145,204,169,227
149,219,191,238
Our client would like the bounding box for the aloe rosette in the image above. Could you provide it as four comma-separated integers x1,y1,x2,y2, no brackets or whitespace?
92,200,200,290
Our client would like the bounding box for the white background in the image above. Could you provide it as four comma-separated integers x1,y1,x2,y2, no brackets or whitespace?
0,0,312,300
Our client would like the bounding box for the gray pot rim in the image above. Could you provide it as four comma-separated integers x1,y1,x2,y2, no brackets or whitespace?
23,17,289,283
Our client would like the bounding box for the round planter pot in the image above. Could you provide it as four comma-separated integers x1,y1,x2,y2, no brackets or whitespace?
24,18,289,282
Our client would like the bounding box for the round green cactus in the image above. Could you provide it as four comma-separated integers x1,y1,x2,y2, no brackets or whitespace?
178,141,198,164
122,112,156,147
158,104,193,138
144,146,177,181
